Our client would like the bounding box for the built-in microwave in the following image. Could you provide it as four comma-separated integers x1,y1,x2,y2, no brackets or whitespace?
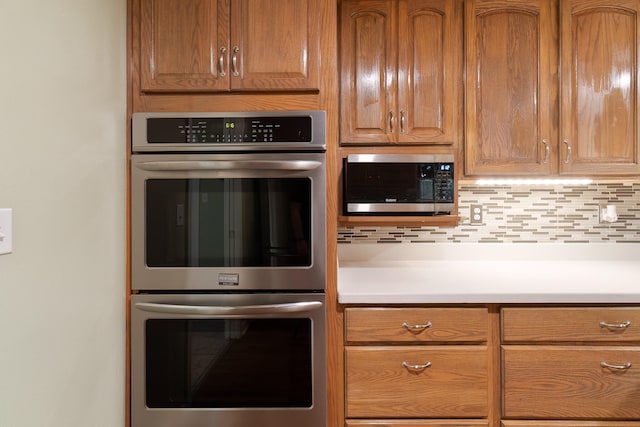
343,154,455,215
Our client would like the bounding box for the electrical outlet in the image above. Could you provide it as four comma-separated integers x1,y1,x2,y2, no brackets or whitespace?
470,204,483,224
0,208,12,255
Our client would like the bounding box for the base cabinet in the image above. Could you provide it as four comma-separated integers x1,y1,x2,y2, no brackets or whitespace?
501,307,640,424
342,306,640,427
344,307,489,424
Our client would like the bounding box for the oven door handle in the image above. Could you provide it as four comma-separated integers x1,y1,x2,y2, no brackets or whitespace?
135,301,323,315
135,160,323,172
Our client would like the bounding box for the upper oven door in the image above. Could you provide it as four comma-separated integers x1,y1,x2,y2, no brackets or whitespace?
131,152,326,291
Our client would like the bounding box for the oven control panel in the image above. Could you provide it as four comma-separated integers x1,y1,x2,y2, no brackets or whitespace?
147,116,311,144
132,111,326,152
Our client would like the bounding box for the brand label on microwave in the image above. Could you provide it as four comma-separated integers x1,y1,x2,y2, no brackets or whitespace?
218,273,239,286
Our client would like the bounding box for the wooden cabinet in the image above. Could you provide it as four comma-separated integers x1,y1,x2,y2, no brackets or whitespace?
344,307,489,422
465,0,640,177
559,0,640,175
138,0,319,92
339,0,461,145
341,305,640,427
501,307,640,421
464,0,557,175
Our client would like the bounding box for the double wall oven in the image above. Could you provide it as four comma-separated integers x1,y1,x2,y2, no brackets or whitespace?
130,111,326,427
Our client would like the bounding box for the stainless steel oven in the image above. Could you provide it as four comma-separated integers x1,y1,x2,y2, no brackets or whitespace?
131,293,326,427
130,111,326,291
129,111,326,427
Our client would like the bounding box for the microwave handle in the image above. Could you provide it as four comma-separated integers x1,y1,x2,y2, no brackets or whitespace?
135,160,323,172
135,301,323,316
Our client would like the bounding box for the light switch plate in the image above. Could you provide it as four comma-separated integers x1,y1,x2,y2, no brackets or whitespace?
0,208,13,255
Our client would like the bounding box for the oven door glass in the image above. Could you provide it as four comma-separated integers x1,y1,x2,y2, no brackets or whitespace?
145,178,311,267
145,317,312,408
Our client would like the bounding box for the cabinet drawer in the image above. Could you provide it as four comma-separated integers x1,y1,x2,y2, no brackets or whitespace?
347,421,488,427
346,346,488,418
502,307,640,342
502,422,640,427
503,346,640,419
346,307,488,343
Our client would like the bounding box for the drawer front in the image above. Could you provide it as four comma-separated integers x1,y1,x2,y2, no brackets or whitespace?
503,346,640,419
502,307,640,342
502,422,640,427
346,307,488,343
346,346,488,418
346,421,488,427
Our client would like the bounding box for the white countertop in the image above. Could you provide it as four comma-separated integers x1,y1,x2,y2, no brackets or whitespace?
338,243,640,304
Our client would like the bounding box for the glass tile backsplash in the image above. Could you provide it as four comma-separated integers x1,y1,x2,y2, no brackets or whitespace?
338,182,640,244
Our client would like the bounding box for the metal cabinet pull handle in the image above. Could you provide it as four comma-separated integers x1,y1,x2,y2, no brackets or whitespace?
389,110,394,134
232,46,239,77
600,320,631,329
542,139,550,163
563,139,572,163
402,361,432,372
600,361,632,370
400,110,405,133
402,321,432,332
218,46,227,77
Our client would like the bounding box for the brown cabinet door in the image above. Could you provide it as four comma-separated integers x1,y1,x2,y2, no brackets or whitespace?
503,346,640,419
559,0,640,175
229,0,319,91
340,0,459,145
140,0,230,92
464,0,558,175
139,0,319,93
346,346,488,418
340,0,398,144
397,0,461,144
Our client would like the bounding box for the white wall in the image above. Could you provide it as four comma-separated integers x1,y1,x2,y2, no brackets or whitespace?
0,0,126,426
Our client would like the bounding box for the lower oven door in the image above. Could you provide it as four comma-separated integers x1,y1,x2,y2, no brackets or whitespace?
131,293,326,427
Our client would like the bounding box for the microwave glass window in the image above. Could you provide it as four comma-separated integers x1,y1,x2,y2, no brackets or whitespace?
346,164,435,202
145,178,311,267
145,318,313,408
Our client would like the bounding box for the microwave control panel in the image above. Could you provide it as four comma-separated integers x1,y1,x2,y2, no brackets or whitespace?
434,163,454,202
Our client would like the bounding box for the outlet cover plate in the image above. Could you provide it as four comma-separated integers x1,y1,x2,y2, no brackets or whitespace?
0,208,13,255
470,204,483,224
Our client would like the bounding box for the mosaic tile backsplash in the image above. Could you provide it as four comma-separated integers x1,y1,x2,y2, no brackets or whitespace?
338,182,640,244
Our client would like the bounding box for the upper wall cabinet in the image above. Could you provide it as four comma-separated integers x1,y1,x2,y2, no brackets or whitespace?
339,0,462,145
465,0,557,175
465,0,640,177
139,0,320,92
560,0,640,175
